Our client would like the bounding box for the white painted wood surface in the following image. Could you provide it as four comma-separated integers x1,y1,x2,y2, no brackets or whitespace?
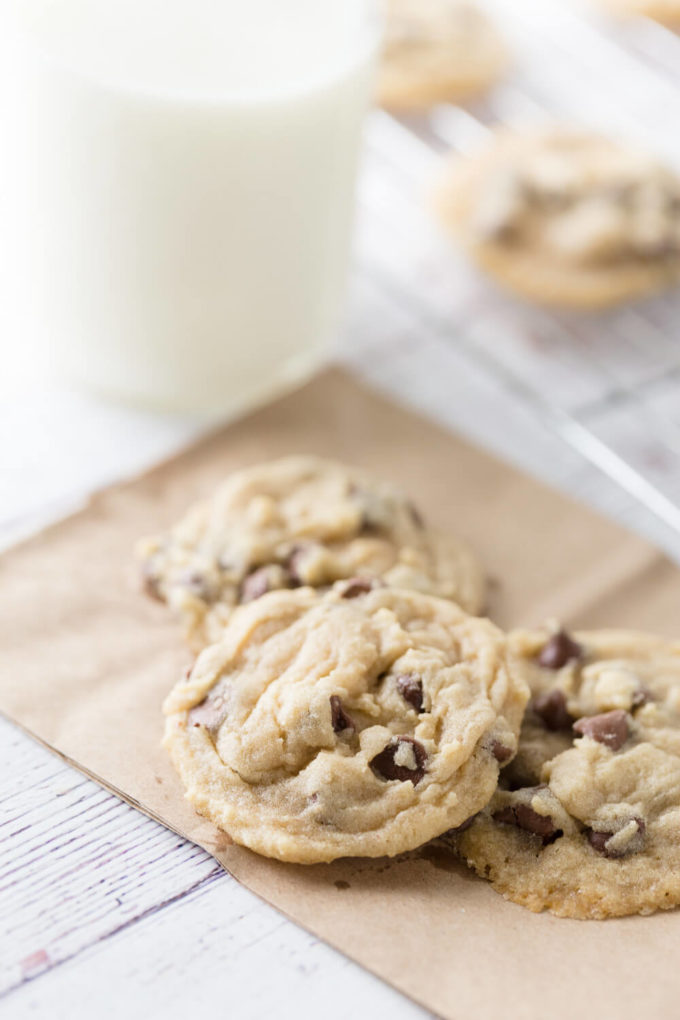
3,3,680,1017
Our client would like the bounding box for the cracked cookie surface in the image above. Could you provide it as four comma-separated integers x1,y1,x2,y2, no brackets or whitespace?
163,585,528,863
452,626,680,919
378,0,507,111
435,127,680,308
139,455,485,649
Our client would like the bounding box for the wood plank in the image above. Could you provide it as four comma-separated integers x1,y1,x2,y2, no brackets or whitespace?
0,717,221,996
3,822,432,1019
0,721,431,1018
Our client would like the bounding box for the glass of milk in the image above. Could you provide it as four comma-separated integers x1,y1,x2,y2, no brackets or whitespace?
2,0,377,414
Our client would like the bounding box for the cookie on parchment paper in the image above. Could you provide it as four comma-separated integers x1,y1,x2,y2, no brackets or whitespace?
139,455,485,649
450,625,680,919
163,584,529,863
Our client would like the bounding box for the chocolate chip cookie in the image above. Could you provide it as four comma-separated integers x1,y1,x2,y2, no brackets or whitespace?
451,626,680,919
378,0,507,112
163,585,529,863
435,127,680,308
139,456,485,649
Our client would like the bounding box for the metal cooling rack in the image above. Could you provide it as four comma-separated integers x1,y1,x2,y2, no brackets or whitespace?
347,0,680,559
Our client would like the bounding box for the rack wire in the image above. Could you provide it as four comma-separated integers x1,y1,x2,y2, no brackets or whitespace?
348,0,680,560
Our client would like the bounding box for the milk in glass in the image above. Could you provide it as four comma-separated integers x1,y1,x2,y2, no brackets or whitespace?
2,0,376,412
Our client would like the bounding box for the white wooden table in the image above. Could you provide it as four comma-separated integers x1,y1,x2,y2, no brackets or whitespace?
3,3,680,1016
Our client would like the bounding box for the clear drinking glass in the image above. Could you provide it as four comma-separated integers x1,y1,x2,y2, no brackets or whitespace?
1,0,378,414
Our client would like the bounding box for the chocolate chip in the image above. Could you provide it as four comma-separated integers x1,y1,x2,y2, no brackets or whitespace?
357,516,377,536
178,570,216,603
492,788,561,843
396,674,424,713
239,564,291,603
573,709,629,751
532,689,573,731
338,576,382,599
188,691,228,734
350,485,390,534
632,687,652,709
586,830,612,856
370,736,427,785
493,804,556,839
286,545,307,587
538,630,583,670
407,501,425,529
512,802,559,840
330,695,355,734
441,814,478,838
490,740,513,763
240,568,271,602
587,817,646,858
141,566,164,602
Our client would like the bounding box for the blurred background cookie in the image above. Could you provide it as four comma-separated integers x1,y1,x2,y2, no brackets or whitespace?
597,0,680,25
434,126,680,308
378,0,508,112
139,455,485,649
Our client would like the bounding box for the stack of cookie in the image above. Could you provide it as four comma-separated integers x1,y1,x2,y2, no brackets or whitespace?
139,456,680,920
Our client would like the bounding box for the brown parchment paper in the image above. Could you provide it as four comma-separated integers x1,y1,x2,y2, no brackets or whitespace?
2,368,679,1020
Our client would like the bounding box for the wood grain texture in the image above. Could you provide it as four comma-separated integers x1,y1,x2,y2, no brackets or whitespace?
0,717,431,1020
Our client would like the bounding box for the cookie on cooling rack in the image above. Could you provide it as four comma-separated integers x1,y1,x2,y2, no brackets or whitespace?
138,455,485,649
378,0,508,112
448,624,680,919
434,126,680,308
163,584,529,863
